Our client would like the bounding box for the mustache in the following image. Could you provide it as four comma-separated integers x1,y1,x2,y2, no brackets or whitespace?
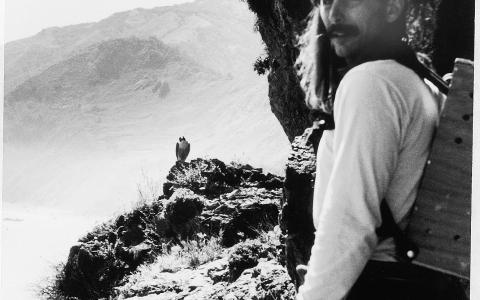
326,24,359,37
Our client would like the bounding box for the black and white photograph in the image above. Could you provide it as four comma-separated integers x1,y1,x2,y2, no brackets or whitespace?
1,0,477,299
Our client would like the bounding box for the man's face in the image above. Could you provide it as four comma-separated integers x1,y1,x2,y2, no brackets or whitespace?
320,0,390,63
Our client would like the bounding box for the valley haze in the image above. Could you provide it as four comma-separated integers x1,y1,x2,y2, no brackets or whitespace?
2,0,290,298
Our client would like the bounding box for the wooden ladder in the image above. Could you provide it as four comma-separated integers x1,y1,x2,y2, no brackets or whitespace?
408,58,474,279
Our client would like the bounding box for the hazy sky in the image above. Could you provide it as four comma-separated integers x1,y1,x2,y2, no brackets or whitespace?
5,0,194,42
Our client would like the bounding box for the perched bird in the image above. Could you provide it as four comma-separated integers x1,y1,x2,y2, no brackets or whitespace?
176,136,190,162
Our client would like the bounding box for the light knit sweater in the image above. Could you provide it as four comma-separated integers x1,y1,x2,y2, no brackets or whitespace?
297,60,444,300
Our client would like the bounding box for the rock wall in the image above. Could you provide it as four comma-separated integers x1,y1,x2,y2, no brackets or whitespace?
243,0,313,141
279,126,321,287
432,0,475,75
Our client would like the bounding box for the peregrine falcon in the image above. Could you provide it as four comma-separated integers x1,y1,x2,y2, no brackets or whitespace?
176,136,190,162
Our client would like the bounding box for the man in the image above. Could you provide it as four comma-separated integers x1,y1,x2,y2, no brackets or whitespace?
295,0,467,299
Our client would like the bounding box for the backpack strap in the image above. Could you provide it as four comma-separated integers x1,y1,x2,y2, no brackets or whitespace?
392,43,449,94
376,199,419,263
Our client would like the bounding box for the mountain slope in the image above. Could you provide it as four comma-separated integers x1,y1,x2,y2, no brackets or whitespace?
5,37,218,145
5,0,261,93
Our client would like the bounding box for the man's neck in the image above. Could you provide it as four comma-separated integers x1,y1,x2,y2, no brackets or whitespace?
345,38,406,69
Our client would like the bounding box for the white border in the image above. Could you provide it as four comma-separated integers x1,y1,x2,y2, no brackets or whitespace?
470,2,479,299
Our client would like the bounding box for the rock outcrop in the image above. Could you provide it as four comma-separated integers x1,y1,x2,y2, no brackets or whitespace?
53,158,290,300
59,203,163,299
279,126,320,287
163,158,283,199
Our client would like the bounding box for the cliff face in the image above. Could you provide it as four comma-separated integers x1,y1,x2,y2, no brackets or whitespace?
432,0,475,75
244,0,313,142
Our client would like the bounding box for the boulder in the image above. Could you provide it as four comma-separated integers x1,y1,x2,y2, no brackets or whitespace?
164,188,205,239
193,187,281,247
208,260,296,300
227,239,275,281
117,210,147,247
60,242,120,299
60,202,164,299
220,197,280,247
165,188,205,224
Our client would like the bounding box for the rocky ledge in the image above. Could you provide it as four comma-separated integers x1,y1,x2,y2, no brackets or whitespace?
43,158,295,300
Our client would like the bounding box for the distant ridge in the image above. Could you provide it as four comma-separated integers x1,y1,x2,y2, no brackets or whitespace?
6,37,213,103
5,0,260,93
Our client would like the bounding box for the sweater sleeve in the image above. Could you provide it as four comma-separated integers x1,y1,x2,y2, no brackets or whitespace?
297,69,405,300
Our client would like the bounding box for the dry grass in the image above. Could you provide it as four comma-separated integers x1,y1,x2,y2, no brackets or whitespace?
136,168,163,206
158,233,223,271
116,234,224,297
36,263,71,300
125,234,223,279
171,165,207,188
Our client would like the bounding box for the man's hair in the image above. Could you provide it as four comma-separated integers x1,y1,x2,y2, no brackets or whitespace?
295,6,332,113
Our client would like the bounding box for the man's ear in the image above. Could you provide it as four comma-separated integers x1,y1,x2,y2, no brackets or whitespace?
385,0,405,23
